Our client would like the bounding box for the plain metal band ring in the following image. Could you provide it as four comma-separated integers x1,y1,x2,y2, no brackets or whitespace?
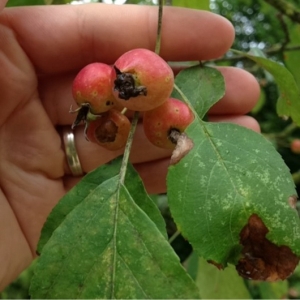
63,128,84,176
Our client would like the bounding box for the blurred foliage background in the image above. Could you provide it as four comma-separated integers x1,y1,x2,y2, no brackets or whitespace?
2,0,300,298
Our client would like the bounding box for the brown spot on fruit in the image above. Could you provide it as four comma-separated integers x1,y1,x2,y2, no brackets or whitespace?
95,119,118,143
85,109,131,150
236,214,299,281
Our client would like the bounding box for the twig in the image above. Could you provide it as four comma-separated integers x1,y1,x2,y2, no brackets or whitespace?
265,122,298,140
155,0,164,55
264,0,300,24
277,13,290,51
210,44,300,64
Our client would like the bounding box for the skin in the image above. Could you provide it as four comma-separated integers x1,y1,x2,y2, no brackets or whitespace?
0,1,260,290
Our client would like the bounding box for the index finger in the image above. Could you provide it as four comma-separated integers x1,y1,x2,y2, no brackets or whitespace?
4,4,234,74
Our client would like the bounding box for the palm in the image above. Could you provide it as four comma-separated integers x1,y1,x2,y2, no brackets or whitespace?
0,28,66,285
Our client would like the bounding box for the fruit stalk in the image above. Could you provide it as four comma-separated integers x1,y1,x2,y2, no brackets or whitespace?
119,111,140,185
155,0,164,55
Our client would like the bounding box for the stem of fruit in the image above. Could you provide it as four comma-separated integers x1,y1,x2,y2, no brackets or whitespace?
155,0,164,55
119,111,140,185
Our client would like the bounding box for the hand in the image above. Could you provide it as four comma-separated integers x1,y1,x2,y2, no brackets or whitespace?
0,2,260,290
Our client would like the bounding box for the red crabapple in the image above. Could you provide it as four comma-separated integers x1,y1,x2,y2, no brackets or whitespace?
112,48,174,111
291,139,300,154
72,63,116,128
86,109,131,151
143,98,194,149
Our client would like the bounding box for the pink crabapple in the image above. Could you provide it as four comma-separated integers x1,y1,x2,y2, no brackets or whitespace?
71,62,117,128
112,48,174,111
291,139,300,154
86,109,131,151
143,98,195,149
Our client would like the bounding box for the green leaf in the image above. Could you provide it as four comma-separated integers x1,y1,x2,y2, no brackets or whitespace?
38,156,167,253
123,161,168,240
30,176,199,299
167,118,300,264
196,257,251,299
172,0,210,11
183,251,199,281
231,49,300,126
6,0,44,6
171,65,225,118
257,280,288,299
284,24,300,91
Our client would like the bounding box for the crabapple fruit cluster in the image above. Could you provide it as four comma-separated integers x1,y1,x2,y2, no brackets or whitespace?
71,48,194,151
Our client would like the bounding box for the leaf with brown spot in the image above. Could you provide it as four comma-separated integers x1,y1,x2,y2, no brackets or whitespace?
236,214,299,281
167,66,300,280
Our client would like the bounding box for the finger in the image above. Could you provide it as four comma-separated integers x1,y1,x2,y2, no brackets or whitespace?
40,65,259,126
6,4,234,73
64,122,172,175
63,158,169,195
209,67,260,115
208,115,261,132
132,158,170,195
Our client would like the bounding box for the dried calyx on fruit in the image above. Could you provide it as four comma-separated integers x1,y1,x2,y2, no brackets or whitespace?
112,48,174,111
113,66,147,100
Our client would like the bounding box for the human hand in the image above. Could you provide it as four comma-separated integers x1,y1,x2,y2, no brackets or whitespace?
0,2,260,290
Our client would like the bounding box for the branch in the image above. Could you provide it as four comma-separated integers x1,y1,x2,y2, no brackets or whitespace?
264,0,300,24
211,44,300,64
155,0,164,55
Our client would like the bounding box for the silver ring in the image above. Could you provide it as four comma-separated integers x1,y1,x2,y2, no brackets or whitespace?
63,128,84,176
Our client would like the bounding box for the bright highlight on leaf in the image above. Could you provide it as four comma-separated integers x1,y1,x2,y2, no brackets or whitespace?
231,49,300,126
